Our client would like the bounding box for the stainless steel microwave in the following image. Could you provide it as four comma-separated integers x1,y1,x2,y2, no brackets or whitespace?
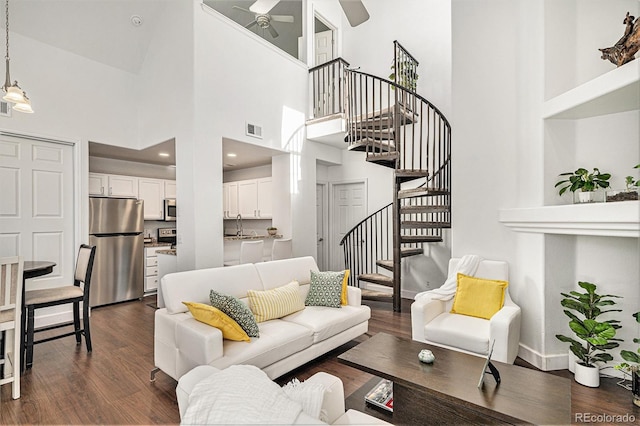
164,198,177,221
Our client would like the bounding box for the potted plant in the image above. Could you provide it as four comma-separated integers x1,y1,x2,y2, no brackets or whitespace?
617,311,640,407
555,167,611,204
555,281,622,387
389,59,418,92
267,226,277,236
606,164,639,202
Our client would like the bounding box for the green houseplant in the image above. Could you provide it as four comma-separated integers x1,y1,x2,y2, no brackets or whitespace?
617,311,640,407
606,164,639,202
389,59,418,92
555,167,611,204
555,281,622,387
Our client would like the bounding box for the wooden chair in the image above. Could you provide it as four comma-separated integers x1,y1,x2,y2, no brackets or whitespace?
0,256,23,399
239,241,264,264
24,245,96,369
271,238,293,261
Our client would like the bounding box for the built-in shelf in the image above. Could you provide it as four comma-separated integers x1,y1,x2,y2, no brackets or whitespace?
499,201,639,237
543,60,639,119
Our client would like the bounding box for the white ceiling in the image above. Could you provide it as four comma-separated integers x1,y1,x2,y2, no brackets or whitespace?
9,0,171,74
9,1,298,170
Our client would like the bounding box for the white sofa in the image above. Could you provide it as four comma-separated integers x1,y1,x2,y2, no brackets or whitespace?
177,365,391,425
411,258,521,364
154,256,371,381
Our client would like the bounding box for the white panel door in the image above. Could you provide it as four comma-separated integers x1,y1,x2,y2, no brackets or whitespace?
315,29,333,66
316,184,327,271
0,135,74,292
331,182,366,271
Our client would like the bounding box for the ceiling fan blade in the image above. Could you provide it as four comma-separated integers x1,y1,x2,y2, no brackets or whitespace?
339,0,370,27
232,6,253,14
249,0,280,14
245,20,258,29
268,24,279,38
271,15,294,23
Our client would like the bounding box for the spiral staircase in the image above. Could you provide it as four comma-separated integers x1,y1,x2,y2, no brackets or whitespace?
308,42,451,312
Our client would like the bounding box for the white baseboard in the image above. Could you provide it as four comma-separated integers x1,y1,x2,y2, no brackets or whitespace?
518,343,566,371
33,310,75,329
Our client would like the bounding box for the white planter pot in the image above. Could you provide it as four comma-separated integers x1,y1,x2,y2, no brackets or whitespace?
574,362,600,387
568,350,577,374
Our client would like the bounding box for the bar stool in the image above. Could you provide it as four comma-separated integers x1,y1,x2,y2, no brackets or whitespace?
239,241,264,264
271,238,292,261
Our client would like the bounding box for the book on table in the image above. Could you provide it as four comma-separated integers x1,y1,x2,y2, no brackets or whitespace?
364,379,393,412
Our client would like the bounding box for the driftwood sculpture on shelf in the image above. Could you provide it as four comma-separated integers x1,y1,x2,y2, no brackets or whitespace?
599,12,640,67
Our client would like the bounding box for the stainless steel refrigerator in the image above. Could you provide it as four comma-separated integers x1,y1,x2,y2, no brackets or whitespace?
89,197,144,307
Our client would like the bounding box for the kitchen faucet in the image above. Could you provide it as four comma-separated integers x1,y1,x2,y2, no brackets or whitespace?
236,214,243,237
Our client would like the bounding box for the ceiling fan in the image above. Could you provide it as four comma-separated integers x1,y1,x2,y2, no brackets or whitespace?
233,5,294,38
244,0,369,28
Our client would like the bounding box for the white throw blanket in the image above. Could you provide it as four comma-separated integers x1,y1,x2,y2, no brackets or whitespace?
181,365,304,425
414,255,482,301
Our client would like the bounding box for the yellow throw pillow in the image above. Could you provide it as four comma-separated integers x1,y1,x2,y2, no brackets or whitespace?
341,270,350,305
247,281,305,322
182,302,250,342
450,273,508,320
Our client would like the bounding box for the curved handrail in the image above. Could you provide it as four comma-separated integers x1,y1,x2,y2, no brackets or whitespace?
340,202,392,247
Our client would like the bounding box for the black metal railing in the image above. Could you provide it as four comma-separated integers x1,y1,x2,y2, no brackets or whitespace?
392,40,419,92
309,58,350,119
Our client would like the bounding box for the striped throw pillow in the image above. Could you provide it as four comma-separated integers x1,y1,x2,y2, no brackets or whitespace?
247,281,305,322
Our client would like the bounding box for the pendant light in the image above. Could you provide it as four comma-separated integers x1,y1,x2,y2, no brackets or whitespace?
2,0,32,113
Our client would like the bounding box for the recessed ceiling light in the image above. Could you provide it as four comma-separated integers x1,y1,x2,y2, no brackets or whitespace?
159,152,170,157
227,153,237,157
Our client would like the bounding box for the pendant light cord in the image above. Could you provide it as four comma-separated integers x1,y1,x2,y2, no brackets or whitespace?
5,0,8,62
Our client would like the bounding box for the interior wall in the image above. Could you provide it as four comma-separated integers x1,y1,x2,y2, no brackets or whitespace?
192,5,312,268
223,164,272,182
138,0,195,271
89,157,177,180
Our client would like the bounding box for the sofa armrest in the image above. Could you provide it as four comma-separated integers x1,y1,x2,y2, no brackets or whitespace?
176,318,225,367
305,372,345,424
411,297,446,342
489,304,521,364
346,286,362,306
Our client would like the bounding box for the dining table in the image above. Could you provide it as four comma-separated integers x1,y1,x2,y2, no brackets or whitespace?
20,260,56,372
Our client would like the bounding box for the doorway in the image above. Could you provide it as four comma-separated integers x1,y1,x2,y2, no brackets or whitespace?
316,183,328,270
329,180,366,271
314,15,336,67
0,133,77,305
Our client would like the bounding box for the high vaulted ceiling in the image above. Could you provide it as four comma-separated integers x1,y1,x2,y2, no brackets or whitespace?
8,0,170,74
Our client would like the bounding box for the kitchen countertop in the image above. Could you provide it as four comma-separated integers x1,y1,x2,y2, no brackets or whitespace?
223,234,282,241
144,242,172,247
157,249,177,256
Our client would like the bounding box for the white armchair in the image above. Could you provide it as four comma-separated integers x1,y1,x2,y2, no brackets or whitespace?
411,258,521,364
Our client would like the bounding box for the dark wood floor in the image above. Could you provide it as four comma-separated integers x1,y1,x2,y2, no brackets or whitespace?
1,296,638,425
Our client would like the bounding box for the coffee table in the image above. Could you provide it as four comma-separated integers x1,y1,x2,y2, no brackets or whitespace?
338,333,570,425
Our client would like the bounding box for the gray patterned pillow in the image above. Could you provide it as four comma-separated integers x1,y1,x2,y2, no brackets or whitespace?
305,270,345,308
209,290,260,337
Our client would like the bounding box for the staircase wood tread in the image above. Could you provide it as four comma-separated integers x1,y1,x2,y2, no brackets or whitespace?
401,235,443,243
398,187,449,199
360,289,393,302
401,221,452,229
348,139,396,153
376,260,394,271
400,248,424,257
400,205,450,214
358,273,394,287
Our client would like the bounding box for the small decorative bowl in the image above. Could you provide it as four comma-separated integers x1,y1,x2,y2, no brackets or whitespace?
418,349,435,364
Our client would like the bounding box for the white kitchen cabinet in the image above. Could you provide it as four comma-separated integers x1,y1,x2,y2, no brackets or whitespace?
235,178,272,219
107,175,138,198
144,245,171,293
223,181,239,218
138,178,165,220
238,180,258,218
89,173,108,196
165,180,177,199
256,178,272,218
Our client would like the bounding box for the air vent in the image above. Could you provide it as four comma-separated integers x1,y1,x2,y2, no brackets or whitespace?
246,122,263,139
0,100,11,117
